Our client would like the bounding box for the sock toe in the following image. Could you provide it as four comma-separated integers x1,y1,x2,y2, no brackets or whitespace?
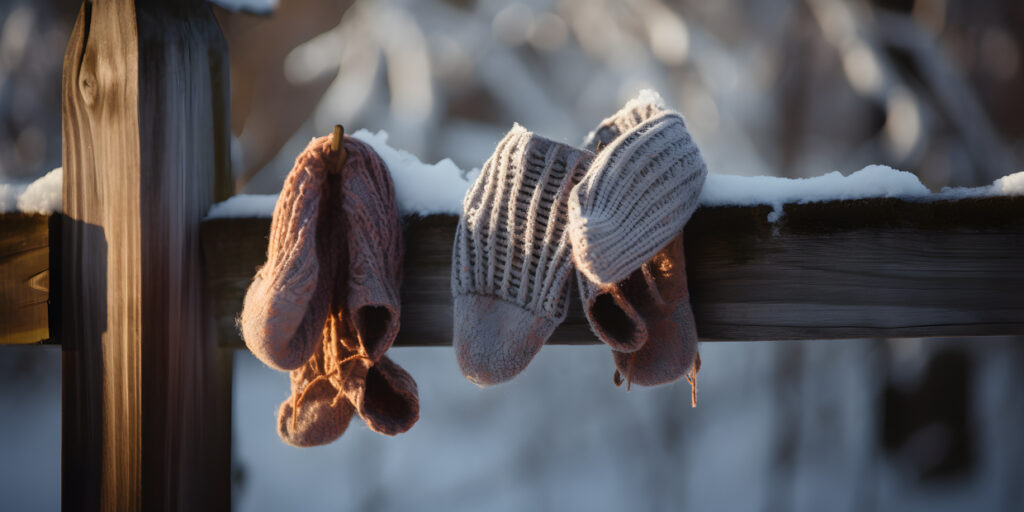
277,379,353,447
613,301,698,387
453,295,560,387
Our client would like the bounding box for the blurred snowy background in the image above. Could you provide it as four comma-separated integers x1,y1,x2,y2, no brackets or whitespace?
2,0,1024,510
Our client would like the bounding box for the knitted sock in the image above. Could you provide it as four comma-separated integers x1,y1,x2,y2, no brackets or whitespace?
240,135,342,371
340,138,404,361
582,90,668,153
579,96,703,391
611,232,699,388
452,124,593,386
569,97,708,285
253,130,419,444
336,139,417,435
277,175,352,447
277,328,355,447
339,354,420,436
577,275,647,352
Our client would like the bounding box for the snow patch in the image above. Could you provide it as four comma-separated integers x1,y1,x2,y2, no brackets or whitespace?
351,129,477,216
0,167,62,214
205,129,476,219
208,0,277,14
17,168,62,214
699,165,932,221
937,170,1024,199
204,135,1023,221
206,194,279,219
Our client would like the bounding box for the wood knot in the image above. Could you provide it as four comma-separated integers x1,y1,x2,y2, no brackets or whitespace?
78,67,98,106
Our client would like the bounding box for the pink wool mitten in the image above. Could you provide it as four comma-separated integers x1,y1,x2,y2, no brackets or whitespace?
274,133,418,445
339,354,420,436
277,322,357,447
339,139,404,361
240,136,341,371
452,124,594,386
336,142,417,434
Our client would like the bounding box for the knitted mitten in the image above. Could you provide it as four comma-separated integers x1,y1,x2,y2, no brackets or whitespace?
339,354,420,436
261,131,419,445
240,135,342,371
277,326,355,447
278,303,418,442
611,233,699,389
340,138,404,361
336,140,418,435
569,98,708,285
452,124,593,386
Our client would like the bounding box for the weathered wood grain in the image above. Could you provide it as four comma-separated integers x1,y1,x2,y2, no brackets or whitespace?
0,214,52,345
5,197,1022,352
684,197,1024,340
202,195,1024,348
61,1,233,510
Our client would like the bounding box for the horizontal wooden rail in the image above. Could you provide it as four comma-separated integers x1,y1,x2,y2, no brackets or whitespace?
0,214,56,345
3,195,1024,347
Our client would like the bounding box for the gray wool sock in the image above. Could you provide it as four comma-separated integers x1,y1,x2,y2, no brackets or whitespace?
582,90,668,153
569,96,708,286
452,124,594,386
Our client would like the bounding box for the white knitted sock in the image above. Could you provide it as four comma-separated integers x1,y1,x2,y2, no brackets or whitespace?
582,89,668,153
569,101,708,285
452,124,593,386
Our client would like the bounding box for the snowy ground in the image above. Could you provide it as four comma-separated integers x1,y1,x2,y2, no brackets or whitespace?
0,337,1021,511
0,346,61,511
228,338,1024,512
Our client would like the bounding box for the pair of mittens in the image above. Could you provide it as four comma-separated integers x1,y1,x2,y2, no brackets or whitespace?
453,91,707,390
241,134,418,447
578,94,705,396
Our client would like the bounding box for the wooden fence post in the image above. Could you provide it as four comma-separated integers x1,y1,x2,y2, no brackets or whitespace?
61,0,233,509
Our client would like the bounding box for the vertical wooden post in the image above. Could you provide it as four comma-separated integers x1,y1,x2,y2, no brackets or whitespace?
61,0,232,509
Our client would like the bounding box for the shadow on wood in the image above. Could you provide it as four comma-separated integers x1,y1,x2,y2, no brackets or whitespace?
60,0,233,510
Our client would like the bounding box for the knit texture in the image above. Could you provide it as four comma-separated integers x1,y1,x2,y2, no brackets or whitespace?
240,136,337,371
582,91,667,153
241,133,418,446
277,315,357,447
341,135,404,361
452,124,594,386
610,232,699,388
569,107,708,285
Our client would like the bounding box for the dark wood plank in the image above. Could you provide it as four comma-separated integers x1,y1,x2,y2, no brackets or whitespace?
4,197,1022,353
0,214,51,345
61,0,232,510
202,195,1024,348
684,197,1024,340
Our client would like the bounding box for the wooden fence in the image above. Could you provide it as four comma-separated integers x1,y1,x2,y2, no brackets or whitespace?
0,0,1022,510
